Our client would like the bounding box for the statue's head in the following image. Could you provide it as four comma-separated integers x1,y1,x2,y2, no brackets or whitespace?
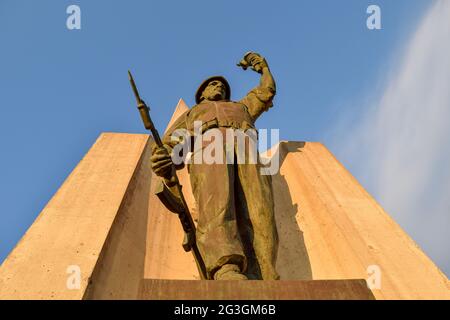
195,76,231,104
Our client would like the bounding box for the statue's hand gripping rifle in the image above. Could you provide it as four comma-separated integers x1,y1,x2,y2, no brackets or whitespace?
128,71,207,280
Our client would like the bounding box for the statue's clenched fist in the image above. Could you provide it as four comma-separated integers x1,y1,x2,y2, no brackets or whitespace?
150,144,173,178
237,52,269,74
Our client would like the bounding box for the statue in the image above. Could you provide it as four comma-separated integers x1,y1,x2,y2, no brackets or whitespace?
147,52,279,280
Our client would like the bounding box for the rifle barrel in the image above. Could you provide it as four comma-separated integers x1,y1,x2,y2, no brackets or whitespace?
128,70,163,146
127,70,207,279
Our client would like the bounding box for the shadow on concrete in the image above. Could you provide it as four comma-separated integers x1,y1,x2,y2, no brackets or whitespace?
272,141,313,280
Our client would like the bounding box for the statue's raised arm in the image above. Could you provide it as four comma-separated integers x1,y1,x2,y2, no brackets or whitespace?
238,52,277,121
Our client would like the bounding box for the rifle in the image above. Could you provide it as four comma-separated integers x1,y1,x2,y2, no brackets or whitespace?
128,70,207,280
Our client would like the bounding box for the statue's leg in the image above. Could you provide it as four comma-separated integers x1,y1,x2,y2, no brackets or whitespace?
236,161,280,280
189,153,247,279
234,173,262,279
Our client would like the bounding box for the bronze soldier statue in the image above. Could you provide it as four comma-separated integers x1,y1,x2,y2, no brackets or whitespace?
150,52,279,280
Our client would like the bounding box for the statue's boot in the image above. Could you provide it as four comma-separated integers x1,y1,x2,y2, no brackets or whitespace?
214,264,248,280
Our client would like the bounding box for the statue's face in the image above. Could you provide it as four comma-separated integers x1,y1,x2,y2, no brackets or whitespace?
201,80,226,101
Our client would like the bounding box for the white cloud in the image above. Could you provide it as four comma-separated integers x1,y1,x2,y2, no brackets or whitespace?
328,0,450,276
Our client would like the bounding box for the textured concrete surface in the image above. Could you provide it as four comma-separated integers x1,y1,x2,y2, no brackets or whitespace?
0,133,151,299
270,141,449,299
144,138,450,299
1,108,449,299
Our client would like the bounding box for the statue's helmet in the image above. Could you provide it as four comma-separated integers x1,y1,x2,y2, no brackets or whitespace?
195,76,231,104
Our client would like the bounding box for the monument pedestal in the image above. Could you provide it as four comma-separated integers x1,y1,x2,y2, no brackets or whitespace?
1,129,449,299
138,279,375,300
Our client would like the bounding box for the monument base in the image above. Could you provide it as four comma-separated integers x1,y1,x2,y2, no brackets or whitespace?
2,132,447,300
138,279,375,300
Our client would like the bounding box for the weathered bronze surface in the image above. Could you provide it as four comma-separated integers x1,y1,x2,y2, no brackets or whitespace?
150,52,279,280
128,71,207,280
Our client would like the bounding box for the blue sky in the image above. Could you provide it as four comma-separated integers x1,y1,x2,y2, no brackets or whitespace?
2,0,448,276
